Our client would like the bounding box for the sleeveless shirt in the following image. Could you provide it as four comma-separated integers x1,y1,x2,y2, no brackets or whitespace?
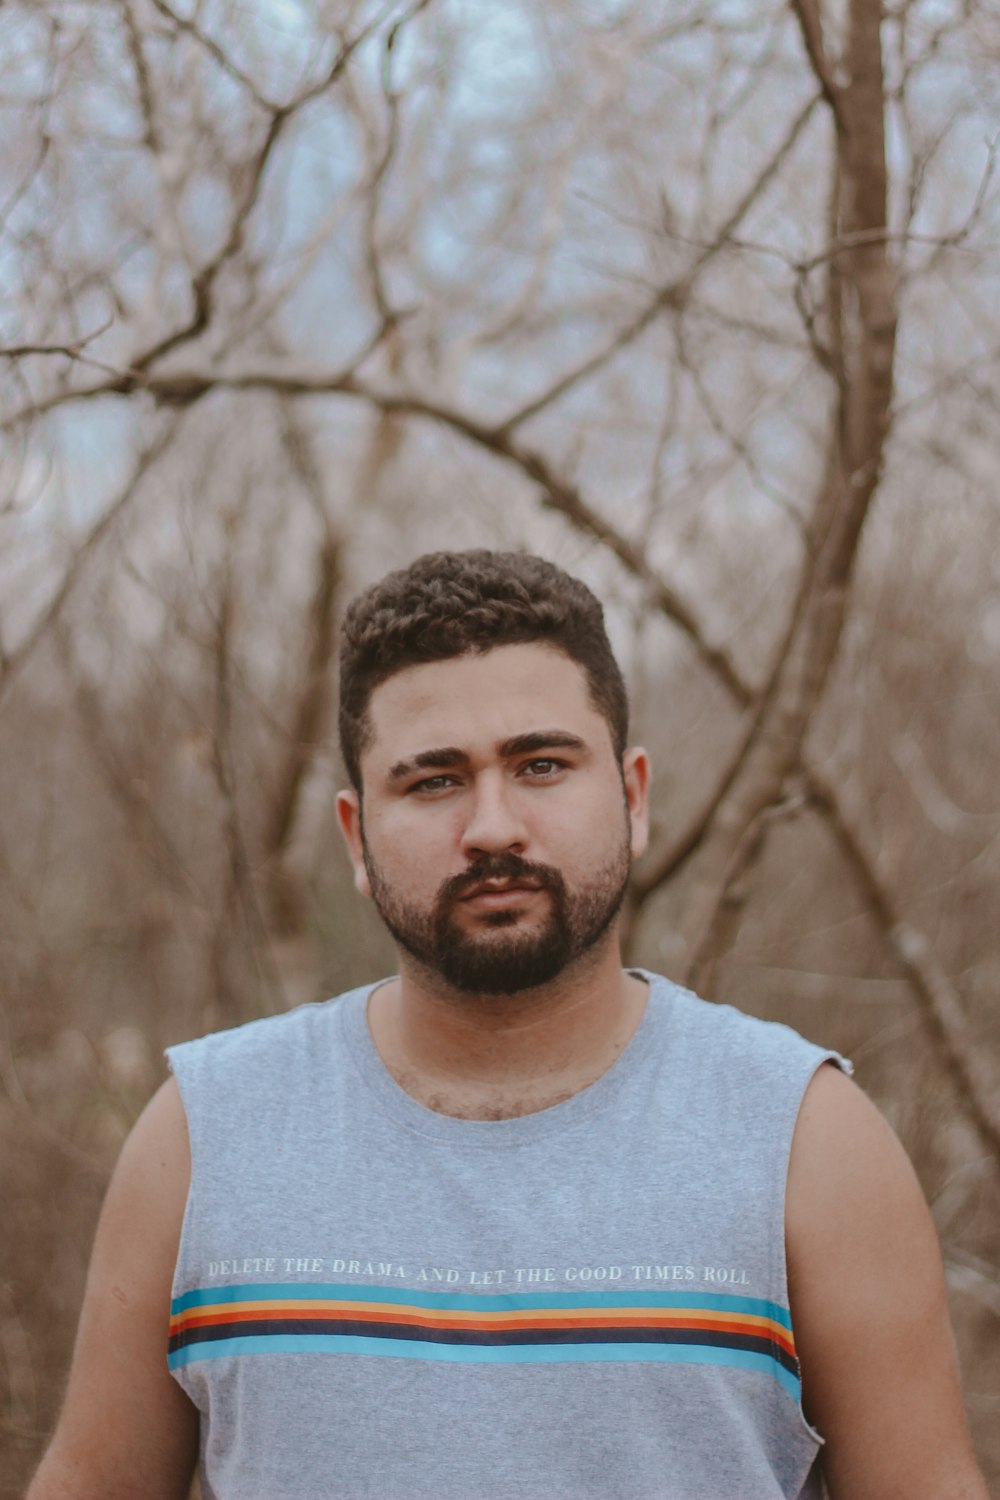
166,972,849,1500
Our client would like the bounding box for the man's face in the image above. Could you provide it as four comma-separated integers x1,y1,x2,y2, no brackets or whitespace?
337,643,649,996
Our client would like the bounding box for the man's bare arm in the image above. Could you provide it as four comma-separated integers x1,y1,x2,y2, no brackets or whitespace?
27,1078,199,1500
787,1064,988,1500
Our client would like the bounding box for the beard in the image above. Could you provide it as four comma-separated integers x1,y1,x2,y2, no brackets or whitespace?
362,826,632,997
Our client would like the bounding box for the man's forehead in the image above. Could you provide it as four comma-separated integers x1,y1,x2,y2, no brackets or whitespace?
363,644,603,759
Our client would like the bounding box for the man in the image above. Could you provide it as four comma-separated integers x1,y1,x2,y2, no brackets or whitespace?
30,550,987,1499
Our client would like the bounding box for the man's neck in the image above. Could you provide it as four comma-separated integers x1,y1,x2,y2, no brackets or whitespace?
365,941,649,1120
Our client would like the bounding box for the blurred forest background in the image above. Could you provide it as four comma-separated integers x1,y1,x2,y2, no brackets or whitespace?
2,0,999,1492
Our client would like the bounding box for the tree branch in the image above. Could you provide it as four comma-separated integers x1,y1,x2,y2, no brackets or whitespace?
130,4,397,374
0,994,110,1182
630,710,762,904
53,622,210,909
0,352,752,704
362,0,434,326
207,525,288,1023
145,0,276,109
684,783,809,995
0,319,113,362
0,417,184,709
498,91,822,433
261,409,343,934
789,0,846,130
807,767,1000,1165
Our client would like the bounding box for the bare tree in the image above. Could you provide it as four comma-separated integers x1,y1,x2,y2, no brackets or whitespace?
2,0,999,1489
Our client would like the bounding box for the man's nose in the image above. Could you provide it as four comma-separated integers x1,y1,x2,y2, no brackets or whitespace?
460,773,528,857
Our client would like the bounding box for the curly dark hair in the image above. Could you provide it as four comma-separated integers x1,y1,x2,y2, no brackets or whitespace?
338,550,629,790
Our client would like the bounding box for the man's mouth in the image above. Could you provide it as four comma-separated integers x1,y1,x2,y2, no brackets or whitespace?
438,857,561,916
459,879,543,905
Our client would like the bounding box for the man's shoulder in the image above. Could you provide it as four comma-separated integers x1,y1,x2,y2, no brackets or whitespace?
164,980,380,1100
646,970,847,1070
171,981,375,1054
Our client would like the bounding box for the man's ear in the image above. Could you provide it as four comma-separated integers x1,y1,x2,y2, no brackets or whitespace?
335,789,373,898
621,747,651,862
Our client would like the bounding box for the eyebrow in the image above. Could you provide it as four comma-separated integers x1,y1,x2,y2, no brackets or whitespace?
498,731,587,758
386,730,588,784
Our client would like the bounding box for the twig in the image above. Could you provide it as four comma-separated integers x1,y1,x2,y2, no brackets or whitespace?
130,3,397,374
0,417,183,709
6,357,752,706
119,0,162,154
807,768,1000,1166
499,91,822,433
363,0,434,324
145,0,276,109
53,623,211,909
673,313,808,532
631,709,762,901
0,999,109,1182
683,783,810,996
0,318,113,361
262,407,343,927
789,0,846,132
207,526,288,1019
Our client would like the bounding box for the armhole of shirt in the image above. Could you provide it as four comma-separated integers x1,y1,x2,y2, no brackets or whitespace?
778,1050,853,1448
164,1042,204,1383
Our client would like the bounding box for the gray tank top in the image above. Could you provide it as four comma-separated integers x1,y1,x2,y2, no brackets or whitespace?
166,972,848,1500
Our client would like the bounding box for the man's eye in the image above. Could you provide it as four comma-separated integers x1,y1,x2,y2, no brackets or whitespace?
410,775,457,794
522,759,565,778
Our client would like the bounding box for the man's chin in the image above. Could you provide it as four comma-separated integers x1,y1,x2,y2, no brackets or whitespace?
433,931,572,996
460,907,529,930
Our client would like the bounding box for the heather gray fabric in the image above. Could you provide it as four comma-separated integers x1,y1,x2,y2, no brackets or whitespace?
166,972,849,1500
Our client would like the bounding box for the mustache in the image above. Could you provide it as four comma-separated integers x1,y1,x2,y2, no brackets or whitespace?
438,852,565,906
